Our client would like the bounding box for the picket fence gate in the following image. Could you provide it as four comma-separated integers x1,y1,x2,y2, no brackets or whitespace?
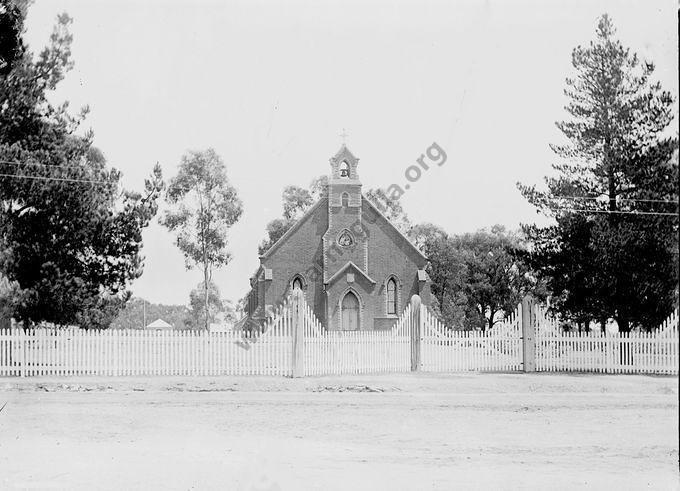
420,305,522,372
0,294,677,378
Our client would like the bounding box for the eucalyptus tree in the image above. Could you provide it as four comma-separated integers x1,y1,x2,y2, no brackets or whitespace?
161,149,243,330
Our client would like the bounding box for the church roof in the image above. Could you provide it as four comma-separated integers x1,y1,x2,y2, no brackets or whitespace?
258,192,428,264
259,197,327,260
331,144,358,164
361,196,428,262
325,261,377,286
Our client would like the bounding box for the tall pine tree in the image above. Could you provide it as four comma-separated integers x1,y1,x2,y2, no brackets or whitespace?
519,15,678,331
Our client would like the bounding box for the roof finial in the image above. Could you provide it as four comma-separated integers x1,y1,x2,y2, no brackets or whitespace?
339,128,349,146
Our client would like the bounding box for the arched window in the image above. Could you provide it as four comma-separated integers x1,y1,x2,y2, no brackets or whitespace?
341,192,350,207
292,277,303,291
387,278,397,315
340,161,350,178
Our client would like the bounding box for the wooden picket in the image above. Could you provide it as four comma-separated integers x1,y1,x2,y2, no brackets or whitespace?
534,308,679,375
535,328,679,375
304,330,411,376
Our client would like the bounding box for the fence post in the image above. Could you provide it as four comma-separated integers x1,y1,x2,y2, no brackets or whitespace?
291,290,305,377
410,295,422,371
521,295,536,373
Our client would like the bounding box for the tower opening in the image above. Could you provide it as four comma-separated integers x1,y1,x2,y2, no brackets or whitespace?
340,161,350,178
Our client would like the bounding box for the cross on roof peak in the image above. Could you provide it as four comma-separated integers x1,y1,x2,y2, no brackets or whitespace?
339,128,349,145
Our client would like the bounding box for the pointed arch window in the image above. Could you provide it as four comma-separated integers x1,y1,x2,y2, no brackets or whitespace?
341,192,350,207
292,276,303,291
387,278,397,315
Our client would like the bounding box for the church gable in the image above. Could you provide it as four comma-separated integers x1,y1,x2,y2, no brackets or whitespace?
361,197,427,265
259,198,328,260
326,261,377,287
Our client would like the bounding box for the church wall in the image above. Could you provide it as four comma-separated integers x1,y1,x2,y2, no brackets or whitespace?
362,202,431,328
260,202,329,326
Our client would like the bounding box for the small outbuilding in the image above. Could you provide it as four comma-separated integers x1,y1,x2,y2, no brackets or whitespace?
145,319,173,330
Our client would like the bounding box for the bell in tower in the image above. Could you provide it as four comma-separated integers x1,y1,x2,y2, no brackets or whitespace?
340,161,350,178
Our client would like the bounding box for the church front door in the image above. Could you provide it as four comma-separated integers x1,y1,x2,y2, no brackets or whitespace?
341,292,359,331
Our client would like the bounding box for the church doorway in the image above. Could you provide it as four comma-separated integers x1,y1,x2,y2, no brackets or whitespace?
341,291,360,331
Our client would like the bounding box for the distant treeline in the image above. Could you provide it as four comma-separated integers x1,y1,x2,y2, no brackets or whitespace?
110,297,190,330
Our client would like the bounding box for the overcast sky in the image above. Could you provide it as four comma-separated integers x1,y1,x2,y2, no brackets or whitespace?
23,0,678,306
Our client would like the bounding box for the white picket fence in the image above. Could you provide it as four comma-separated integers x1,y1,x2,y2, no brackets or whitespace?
0,295,677,377
420,306,522,372
0,299,295,377
534,308,679,375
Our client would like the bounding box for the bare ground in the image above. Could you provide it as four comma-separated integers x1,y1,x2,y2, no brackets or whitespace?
0,373,678,490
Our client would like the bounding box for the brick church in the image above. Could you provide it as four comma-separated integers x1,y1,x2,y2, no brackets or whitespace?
244,145,431,331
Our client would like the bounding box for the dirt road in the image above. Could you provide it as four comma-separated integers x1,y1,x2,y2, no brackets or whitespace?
0,373,677,490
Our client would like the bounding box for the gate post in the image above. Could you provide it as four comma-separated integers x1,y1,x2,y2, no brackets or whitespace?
410,295,422,371
521,295,536,372
291,290,305,378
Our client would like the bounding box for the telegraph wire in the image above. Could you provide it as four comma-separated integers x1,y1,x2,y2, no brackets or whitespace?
552,207,678,217
1,161,678,214
0,173,116,185
550,195,678,205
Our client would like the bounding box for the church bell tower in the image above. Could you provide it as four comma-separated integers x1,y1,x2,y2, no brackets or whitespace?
328,144,361,208
323,145,367,281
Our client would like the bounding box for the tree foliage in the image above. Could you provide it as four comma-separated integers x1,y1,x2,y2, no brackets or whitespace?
416,224,540,330
0,0,25,75
413,224,468,329
0,8,163,328
518,14,678,331
185,281,225,329
110,297,190,330
282,185,314,221
455,226,542,331
161,148,243,329
257,175,327,255
364,188,411,234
